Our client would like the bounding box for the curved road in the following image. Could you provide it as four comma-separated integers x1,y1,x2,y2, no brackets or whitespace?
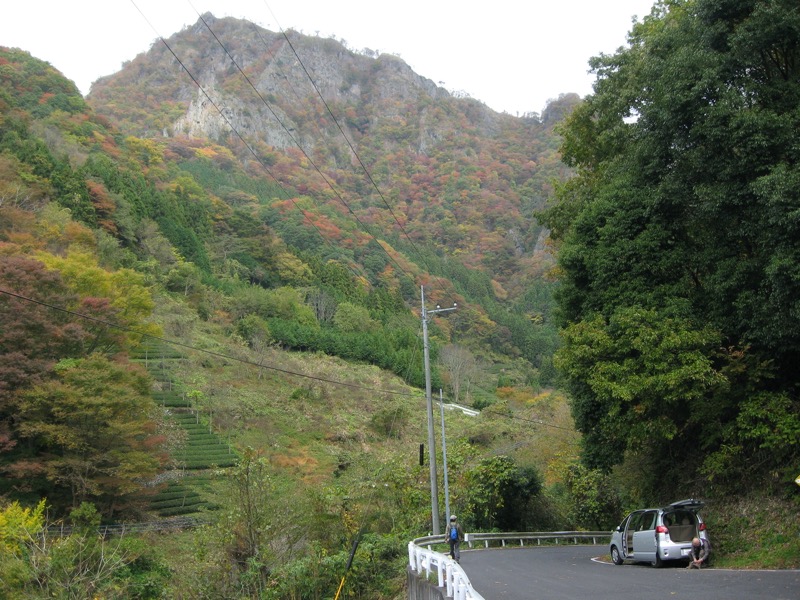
459,545,799,600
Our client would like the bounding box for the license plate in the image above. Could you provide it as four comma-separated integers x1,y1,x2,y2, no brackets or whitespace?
681,548,691,556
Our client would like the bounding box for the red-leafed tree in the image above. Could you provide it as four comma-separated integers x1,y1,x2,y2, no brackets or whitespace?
0,256,89,453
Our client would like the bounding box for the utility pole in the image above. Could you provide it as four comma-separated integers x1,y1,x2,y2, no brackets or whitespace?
439,389,451,522
421,286,456,535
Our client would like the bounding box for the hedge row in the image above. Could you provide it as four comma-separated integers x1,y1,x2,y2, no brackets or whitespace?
149,478,220,517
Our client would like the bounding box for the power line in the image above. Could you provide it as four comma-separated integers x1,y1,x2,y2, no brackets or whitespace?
0,287,417,398
262,16,448,293
131,0,423,319
480,407,576,432
138,1,445,309
130,5,463,356
2,282,574,433
189,7,425,294
128,0,347,269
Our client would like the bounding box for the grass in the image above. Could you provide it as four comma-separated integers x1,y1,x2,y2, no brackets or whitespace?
705,493,800,569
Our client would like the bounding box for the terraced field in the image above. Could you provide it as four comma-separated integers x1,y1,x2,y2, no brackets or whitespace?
148,475,220,517
168,412,237,469
131,338,237,515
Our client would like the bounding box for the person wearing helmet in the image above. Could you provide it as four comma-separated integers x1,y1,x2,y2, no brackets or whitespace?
445,515,464,562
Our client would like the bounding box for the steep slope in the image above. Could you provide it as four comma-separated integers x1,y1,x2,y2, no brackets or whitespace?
1,41,574,501
88,13,575,298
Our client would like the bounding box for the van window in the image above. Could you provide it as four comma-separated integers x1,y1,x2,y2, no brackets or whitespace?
641,511,657,530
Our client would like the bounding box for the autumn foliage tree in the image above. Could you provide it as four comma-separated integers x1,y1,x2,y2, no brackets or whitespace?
0,252,162,514
0,257,87,453
12,355,161,515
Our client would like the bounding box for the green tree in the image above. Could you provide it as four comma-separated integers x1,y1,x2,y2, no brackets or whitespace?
463,455,542,531
165,259,204,297
555,308,724,472
333,301,376,333
236,314,272,349
541,0,800,494
560,462,622,530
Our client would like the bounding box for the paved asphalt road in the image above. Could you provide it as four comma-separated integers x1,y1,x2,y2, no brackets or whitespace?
458,545,800,600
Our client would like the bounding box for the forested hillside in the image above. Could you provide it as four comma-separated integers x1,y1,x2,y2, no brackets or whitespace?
1,1,799,597
84,13,576,384
541,0,800,502
0,22,578,597
88,13,571,293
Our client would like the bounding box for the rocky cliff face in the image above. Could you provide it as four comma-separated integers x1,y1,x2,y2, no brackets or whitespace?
88,13,485,155
87,13,569,295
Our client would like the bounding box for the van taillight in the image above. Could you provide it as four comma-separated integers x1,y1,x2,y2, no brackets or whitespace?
699,523,706,531
656,525,668,534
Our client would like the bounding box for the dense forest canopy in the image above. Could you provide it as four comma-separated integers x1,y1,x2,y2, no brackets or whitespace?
1,1,799,596
541,0,800,499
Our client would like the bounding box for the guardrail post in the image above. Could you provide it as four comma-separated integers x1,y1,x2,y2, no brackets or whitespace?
445,562,454,598
455,581,467,600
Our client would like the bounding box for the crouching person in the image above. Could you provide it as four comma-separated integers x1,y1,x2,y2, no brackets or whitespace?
687,537,710,569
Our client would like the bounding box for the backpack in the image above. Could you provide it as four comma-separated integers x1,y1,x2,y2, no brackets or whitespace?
450,525,458,541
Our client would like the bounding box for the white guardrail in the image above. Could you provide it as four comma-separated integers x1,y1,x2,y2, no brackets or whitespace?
408,531,609,600
408,534,484,600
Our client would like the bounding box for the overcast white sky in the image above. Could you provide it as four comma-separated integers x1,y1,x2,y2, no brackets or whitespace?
1,0,655,116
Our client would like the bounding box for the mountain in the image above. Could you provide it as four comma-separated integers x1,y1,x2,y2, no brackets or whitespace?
0,35,582,596
1,11,578,510
87,13,576,298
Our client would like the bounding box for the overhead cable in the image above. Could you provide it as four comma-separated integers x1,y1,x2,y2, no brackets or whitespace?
0,287,415,398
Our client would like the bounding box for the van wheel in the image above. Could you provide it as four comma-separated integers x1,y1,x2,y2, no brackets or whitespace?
611,546,624,565
651,554,662,568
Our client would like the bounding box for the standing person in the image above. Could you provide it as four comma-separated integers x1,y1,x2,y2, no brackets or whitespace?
446,515,464,562
686,537,710,569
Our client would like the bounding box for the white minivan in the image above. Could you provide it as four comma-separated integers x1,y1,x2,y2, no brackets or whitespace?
609,499,709,567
